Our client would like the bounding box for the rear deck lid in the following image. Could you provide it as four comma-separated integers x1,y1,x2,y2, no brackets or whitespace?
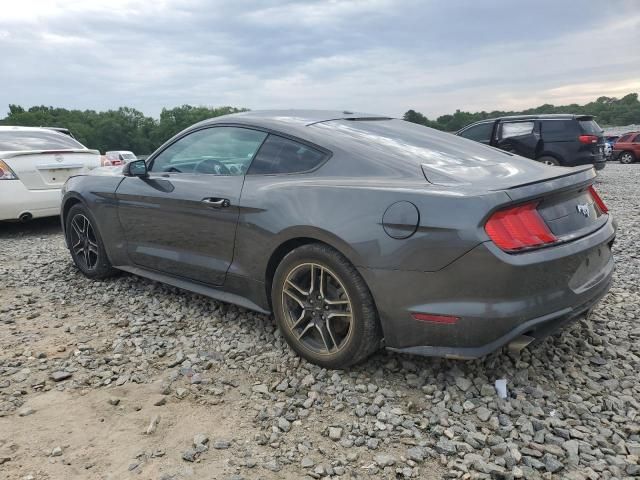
0,128,100,189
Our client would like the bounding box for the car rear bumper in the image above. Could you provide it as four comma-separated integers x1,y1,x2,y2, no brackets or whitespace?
0,181,61,221
359,214,616,358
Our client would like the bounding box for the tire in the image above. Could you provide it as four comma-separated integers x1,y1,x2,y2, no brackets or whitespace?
65,203,117,279
537,156,560,166
271,243,382,369
619,152,635,164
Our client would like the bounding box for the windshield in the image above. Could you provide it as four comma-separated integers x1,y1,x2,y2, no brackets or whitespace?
0,130,85,151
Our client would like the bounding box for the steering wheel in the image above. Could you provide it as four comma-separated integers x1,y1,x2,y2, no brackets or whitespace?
194,159,231,175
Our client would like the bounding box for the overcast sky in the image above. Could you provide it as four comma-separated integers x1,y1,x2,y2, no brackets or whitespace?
1,0,639,119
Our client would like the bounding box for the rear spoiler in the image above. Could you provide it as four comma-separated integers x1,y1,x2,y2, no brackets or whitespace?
505,166,596,203
2,149,100,159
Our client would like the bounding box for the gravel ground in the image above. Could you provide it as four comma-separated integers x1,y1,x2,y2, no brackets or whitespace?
0,163,639,480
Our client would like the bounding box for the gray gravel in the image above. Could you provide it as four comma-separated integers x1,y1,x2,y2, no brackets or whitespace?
1,163,639,479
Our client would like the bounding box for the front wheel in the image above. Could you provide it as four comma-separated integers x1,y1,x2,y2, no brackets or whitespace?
66,204,117,279
619,152,635,164
271,244,381,369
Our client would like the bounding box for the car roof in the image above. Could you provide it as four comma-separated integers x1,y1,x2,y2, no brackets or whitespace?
0,126,70,133
106,150,135,154
196,109,391,130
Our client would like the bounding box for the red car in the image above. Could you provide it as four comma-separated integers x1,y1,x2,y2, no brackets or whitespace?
613,132,640,164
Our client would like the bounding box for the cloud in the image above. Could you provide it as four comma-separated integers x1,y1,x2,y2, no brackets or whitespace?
0,0,638,119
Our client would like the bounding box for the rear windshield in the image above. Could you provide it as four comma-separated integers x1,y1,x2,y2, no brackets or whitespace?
0,130,85,151
578,119,603,135
122,153,137,160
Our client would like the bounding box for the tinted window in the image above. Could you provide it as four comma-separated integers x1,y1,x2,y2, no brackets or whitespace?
617,134,632,143
541,120,576,141
500,121,534,139
458,122,493,142
248,135,326,174
578,119,603,135
0,130,85,151
150,127,267,175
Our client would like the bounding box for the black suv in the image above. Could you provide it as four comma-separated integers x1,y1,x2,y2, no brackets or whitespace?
456,114,606,170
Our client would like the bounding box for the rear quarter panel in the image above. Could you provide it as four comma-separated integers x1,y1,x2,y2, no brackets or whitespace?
233,173,510,282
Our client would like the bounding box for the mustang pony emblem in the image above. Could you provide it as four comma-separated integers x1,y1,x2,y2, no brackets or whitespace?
576,204,590,218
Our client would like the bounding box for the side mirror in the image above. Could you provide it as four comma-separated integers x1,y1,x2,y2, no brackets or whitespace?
124,159,148,177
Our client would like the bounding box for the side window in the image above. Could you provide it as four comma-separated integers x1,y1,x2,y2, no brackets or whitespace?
633,134,640,143
150,127,267,175
617,134,631,143
541,120,579,142
500,121,535,139
247,135,327,175
458,123,493,143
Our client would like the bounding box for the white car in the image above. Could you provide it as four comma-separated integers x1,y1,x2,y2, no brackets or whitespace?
0,126,101,222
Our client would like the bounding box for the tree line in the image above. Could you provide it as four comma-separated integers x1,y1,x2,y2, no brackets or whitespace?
404,93,640,132
0,104,247,154
1,93,639,153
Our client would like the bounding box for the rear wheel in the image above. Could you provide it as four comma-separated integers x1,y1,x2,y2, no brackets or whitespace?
619,151,635,164
538,156,560,166
66,204,117,279
272,244,381,369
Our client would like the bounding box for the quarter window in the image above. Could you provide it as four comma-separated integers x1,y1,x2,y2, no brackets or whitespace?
500,121,534,139
248,135,327,174
150,127,267,175
458,123,493,143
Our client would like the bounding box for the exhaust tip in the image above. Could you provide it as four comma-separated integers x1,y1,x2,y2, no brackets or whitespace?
507,334,535,353
19,212,33,223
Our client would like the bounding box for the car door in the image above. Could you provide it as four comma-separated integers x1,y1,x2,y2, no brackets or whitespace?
115,126,267,286
494,120,539,159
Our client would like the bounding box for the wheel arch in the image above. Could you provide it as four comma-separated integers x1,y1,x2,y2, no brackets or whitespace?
263,231,367,308
60,194,86,246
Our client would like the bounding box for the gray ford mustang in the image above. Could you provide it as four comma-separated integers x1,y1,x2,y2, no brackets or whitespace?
61,110,616,368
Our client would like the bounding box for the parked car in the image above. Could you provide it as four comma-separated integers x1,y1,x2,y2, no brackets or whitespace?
604,136,619,160
612,132,640,164
0,126,101,222
104,150,137,166
61,110,615,368
456,114,606,170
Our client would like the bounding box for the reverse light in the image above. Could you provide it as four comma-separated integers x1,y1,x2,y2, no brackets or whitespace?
411,313,459,324
0,160,18,180
588,185,608,214
578,135,598,144
485,202,557,252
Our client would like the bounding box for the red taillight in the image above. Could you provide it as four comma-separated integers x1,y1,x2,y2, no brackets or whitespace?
589,185,608,214
485,202,557,252
411,313,459,324
578,135,598,144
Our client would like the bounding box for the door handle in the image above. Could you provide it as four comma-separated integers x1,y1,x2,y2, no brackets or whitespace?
201,197,230,208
